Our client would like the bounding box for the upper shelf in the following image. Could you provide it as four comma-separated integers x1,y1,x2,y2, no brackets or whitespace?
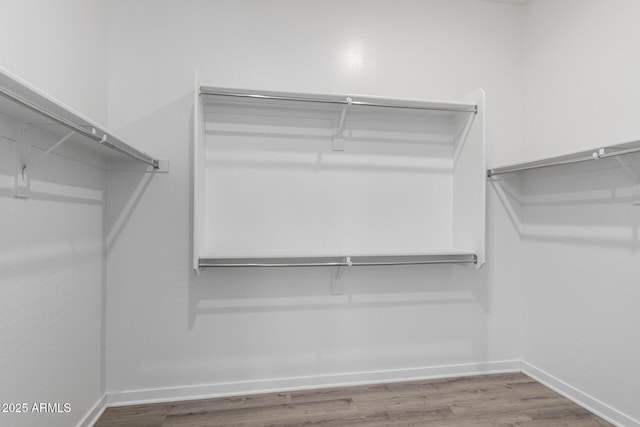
0,66,159,169
200,86,478,114
200,86,478,150
487,138,640,177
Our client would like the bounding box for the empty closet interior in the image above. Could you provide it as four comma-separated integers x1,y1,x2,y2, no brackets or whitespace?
2,1,640,427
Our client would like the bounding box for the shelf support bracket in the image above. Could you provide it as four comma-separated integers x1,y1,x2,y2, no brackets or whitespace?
452,111,476,168
28,131,76,172
14,130,76,199
630,182,640,206
611,154,640,181
333,97,352,151
331,256,352,295
609,152,640,206
13,128,29,198
593,148,640,206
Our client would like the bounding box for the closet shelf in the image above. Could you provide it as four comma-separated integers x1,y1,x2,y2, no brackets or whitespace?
487,138,640,177
200,86,478,114
194,81,486,279
0,66,159,169
199,252,478,268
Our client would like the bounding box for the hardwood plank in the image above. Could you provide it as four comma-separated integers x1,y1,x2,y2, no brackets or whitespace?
94,373,614,427
94,402,173,427
163,397,359,427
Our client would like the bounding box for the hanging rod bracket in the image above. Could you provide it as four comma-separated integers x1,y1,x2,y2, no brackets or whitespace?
592,148,605,159
90,127,108,144
331,256,352,295
333,97,352,151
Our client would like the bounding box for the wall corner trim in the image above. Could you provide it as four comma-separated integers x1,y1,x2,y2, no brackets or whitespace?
77,394,108,427
521,361,640,427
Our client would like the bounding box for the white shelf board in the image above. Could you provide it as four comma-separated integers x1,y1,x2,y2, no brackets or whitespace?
0,66,159,168
488,137,640,177
200,86,476,149
200,85,478,114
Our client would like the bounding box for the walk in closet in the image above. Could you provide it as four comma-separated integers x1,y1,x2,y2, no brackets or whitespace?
2,1,639,427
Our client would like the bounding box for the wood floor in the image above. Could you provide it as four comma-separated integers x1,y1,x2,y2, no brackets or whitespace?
95,373,613,426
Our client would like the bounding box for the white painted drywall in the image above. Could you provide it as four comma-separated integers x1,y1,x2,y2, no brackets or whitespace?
201,107,459,258
0,0,108,124
105,0,524,399
518,1,640,424
522,0,640,161
0,1,108,426
0,126,106,427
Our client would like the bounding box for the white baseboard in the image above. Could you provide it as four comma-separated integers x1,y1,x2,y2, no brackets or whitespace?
77,394,107,427
106,360,521,407
103,360,639,427
522,361,640,427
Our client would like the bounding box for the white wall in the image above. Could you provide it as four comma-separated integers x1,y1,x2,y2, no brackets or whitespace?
518,1,640,424
522,0,640,161
0,132,106,427
0,1,108,426
0,0,108,123
105,0,524,401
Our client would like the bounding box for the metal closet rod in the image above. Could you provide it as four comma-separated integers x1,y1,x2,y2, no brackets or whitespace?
487,143,640,177
198,255,478,268
0,86,159,169
200,88,478,114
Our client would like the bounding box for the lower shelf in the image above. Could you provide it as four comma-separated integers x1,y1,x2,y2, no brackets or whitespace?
198,252,478,268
